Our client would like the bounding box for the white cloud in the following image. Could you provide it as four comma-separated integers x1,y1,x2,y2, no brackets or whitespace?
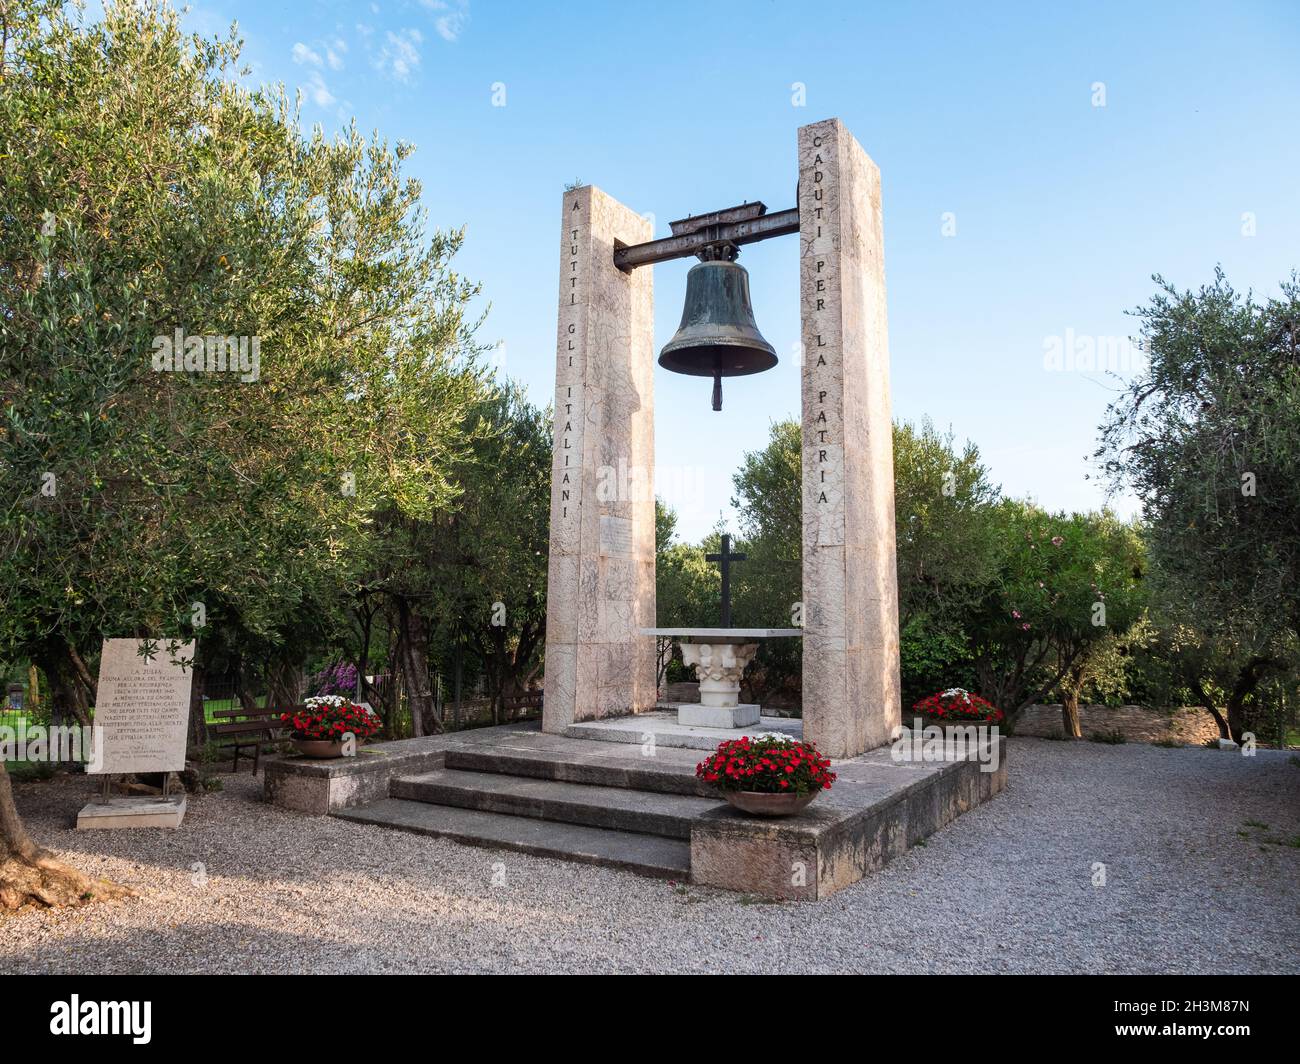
304,71,336,107
295,37,347,72
325,38,347,70
374,28,423,83
420,0,469,42
292,42,323,67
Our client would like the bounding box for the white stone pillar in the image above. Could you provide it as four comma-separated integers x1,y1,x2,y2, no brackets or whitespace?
797,119,902,758
542,186,657,732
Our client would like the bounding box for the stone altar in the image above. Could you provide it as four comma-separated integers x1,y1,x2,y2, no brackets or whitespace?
640,627,801,729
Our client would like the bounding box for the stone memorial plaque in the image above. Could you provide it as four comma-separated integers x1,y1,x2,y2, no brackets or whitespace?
89,638,195,775
598,514,634,557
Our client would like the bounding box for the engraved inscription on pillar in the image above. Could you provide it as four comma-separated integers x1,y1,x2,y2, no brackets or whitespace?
552,193,587,547
800,125,846,549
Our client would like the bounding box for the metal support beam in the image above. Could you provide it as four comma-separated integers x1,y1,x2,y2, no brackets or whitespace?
614,204,799,271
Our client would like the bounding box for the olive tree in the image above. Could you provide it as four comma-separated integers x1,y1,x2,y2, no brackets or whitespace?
0,0,484,906
1096,271,1300,740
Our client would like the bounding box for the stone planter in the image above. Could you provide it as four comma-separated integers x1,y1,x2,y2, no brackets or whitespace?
722,790,819,817
292,738,351,759
913,715,1000,733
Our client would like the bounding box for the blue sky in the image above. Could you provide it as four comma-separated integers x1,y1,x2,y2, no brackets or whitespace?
188,0,1299,541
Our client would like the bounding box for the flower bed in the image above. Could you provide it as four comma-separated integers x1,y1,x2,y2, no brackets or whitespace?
695,735,836,796
912,688,1004,725
281,696,381,742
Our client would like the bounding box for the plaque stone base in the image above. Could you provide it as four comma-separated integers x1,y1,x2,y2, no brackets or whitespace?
77,794,187,830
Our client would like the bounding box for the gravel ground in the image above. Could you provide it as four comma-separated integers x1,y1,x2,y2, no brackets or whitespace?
2,739,1298,974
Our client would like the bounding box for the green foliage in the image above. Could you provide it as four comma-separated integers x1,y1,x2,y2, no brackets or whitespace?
1097,270,1300,739
419,384,551,716
0,1,487,712
892,418,1002,628
722,418,1153,721
899,615,976,712
727,418,1011,706
970,504,1147,717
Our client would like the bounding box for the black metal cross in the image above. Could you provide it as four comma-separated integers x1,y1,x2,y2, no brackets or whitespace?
706,534,747,627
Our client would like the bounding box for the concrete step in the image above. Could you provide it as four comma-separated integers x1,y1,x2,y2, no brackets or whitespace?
392,768,722,839
444,736,715,797
334,798,691,879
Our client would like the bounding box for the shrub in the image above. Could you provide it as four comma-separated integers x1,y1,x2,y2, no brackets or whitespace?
308,662,359,697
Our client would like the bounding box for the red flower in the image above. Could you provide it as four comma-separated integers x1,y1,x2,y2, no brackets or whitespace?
911,689,1002,725
695,735,835,797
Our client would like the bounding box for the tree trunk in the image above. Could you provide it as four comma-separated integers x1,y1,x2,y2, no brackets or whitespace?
1061,688,1083,739
354,599,374,705
1204,702,1231,740
267,658,304,710
453,642,463,730
491,629,507,724
67,644,97,704
1060,663,1087,739
0,762,131,910
236,657,260,713
187,662,208,748
395,597,439,735
35,644,92,729
1225,657,1275,744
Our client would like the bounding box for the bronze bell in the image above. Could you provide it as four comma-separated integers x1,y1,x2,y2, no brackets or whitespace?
658,245,777,410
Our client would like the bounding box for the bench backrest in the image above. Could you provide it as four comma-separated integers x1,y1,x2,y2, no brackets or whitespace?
209,703,304,738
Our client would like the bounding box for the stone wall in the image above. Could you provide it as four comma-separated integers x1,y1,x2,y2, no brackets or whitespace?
661,687,1223,747
1013,704,1220,745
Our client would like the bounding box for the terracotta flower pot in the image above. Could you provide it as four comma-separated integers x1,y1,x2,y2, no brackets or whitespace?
723,790,819,817
292,738,351,759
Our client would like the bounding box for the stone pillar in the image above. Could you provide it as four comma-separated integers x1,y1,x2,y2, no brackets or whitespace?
797,118,901,758
542,186,657,733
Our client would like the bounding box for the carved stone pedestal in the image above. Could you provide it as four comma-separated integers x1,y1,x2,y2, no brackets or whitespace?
679,640,758,708
642,627,802,730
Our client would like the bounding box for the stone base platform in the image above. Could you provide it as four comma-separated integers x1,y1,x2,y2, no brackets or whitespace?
77,794,187,830
263,733,456,814
266,720,1007,900
667,701,760,729
567,709,801,751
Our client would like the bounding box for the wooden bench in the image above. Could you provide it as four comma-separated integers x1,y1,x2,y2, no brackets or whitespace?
210,705,295,774
501,691,543,717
